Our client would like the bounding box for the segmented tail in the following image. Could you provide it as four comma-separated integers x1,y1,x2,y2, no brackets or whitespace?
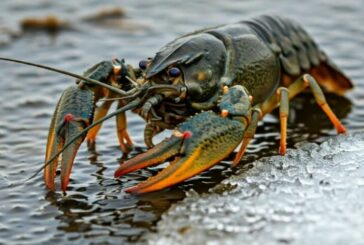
245,15,353,94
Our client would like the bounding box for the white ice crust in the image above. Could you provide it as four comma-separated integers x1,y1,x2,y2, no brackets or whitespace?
147,133,364,245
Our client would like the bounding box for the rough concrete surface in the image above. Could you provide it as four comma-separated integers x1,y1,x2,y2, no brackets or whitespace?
146,133,364,245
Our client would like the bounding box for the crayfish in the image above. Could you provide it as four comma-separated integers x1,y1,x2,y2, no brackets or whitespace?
0,15,352,194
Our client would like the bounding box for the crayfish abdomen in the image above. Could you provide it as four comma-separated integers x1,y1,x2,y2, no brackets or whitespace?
243,15,352,93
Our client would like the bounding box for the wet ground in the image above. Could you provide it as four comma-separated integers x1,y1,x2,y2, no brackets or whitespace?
0,0,363,244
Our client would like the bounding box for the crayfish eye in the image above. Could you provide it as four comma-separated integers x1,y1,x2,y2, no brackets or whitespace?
139,60,148,70
168,67,181,77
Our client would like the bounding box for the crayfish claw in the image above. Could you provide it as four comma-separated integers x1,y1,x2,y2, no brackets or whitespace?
119,111,247,194
44,86,94,192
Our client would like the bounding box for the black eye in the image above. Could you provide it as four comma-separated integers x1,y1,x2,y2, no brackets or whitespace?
139,60,148,70
168,67,181,77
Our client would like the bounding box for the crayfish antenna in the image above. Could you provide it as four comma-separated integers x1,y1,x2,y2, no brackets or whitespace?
0,57,137,96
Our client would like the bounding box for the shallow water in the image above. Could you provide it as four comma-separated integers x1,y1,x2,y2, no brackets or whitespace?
0,0,363,244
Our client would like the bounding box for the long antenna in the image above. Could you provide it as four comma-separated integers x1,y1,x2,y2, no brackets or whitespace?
0,57,137,96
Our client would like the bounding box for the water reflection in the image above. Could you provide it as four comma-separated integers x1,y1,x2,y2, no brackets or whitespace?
43,160,186,243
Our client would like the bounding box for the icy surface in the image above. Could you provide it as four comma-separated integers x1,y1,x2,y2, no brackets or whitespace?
146,133,364,245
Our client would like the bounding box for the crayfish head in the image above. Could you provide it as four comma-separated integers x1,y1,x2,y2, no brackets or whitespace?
139,33,227,104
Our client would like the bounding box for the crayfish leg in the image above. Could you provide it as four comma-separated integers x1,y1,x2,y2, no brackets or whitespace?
144,123,164,148
86,99,113,147
285,74,347,134
86,94,133,154
302,74,347,134
116,100,133,154
232,108,261,166
260,74,347,156
277,87,289,155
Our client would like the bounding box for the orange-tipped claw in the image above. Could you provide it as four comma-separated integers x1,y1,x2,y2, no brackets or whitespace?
114,135,182,177
116,111,247,194
44,86,94,192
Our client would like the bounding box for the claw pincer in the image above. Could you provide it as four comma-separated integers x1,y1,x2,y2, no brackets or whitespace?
44,86,94,192
116,111,246,194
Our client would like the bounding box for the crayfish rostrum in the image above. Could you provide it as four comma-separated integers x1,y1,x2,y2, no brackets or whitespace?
0,15,352,194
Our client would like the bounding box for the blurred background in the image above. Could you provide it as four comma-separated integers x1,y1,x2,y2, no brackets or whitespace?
0,0,363,244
